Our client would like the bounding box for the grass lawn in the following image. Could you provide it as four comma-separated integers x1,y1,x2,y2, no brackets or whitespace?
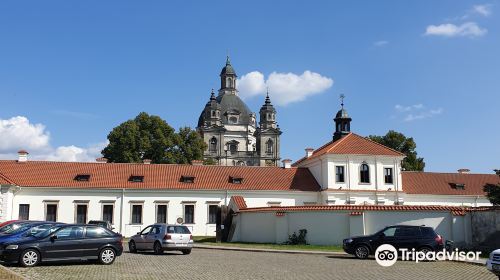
193,236,344,252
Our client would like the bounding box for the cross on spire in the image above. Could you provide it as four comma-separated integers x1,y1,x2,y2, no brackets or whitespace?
340,94,345,109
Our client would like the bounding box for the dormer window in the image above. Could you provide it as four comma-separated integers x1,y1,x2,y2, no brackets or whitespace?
180,176,195,183
450,183,465,190
74,174,90,182
229,116,238,124
230,176,243,184
129,175,144,183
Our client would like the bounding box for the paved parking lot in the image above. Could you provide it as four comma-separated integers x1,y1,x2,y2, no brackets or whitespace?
4,248,496,280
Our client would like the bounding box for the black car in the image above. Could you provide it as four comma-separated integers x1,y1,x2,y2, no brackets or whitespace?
0,224,123,267
343,225,444,259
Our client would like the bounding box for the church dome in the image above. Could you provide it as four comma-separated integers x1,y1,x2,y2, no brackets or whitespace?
198,93,254,127
335,108,349,119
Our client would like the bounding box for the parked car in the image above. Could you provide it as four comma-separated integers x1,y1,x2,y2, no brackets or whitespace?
129,224,193,255
0,220,19,230
0,222,63,245
88,220,114,231
343,225,444,259
486,249,500,279
0,224,123,267
0,221,34,234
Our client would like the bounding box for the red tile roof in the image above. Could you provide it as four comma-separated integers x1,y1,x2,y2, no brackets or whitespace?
231,196,247,209
0,172,15,185
0,160,320,191
402,171,499,196
238,204,470,216
293,133,404,166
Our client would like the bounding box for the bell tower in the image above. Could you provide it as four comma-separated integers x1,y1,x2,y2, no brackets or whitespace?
256,90,281,166
333,94,352,140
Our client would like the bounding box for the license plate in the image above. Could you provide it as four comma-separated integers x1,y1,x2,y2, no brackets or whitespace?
176,243,187,247
493,264,500,271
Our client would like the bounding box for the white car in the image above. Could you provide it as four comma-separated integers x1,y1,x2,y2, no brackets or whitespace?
486,249,500,279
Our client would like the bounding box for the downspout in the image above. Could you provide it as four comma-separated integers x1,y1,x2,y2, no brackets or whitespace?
120,188,125,234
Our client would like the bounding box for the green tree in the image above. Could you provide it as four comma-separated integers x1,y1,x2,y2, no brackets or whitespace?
484,170,500,205
368,130,425,171
102,112,206,164
174,127,207,164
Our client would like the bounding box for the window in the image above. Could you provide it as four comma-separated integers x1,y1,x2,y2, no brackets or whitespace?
18,204,29,220
151,225,161,234
156,204,168,223
208,205,218,224
229,143,237,154
180,176,195,183
209,138,217,152
382,227,397,237
55,226,84,240
230,176,243,184
129,175,144,182
74,174,90,181
395,227,421,237
266,139,273,154
102,205,114,224
384,168,393,184
175,226,191,234
86,227,112,238
131,204,143,224
140,226,152,235
76,204,88,224
46,204,58,222
360,163,370,183
184,204,195,224
228,116,238,124
335,166,345,183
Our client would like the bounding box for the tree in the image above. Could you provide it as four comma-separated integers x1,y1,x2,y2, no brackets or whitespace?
368,130,425,171
484,170,500,205
102,112,206,164
174,127,207,164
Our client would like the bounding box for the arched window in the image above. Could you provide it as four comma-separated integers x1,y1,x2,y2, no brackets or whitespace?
266,139,273,154
209,138,217,152
360,163,370,183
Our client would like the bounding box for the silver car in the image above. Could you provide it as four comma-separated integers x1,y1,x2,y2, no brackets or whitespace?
128,224,193,255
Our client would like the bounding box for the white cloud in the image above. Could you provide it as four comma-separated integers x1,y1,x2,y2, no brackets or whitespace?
394,104,443,122
473,4,492,17
237,71,333,106
425,22,487,38
373,40,389,47
0,116,105,162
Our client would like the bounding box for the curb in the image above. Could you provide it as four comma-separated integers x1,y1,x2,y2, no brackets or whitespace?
193,244,349,256
448,259,487,266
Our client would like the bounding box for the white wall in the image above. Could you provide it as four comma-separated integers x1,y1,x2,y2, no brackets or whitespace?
9,187,318,237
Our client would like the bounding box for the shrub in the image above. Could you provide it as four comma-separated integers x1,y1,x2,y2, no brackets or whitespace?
286,229,308,245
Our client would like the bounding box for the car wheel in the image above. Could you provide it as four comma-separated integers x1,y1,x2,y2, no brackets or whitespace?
19,249,40,267
354,245,369,259
129,240,137,253
153,242,163,255
99,247,116,265
181,249,191,255
418,246,433,261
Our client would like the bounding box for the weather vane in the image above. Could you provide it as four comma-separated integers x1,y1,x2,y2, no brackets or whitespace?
340,94,345,108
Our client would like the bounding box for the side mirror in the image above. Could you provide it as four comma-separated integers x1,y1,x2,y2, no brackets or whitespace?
136,232,141,235
50,235,58,241
378,233,385,239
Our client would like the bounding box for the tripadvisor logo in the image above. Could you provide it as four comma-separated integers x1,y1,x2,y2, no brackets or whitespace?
375,244,398,267
375,244,481,267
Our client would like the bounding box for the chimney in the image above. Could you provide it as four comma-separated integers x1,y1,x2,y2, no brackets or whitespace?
282,159,292,169
143,159,152,165
305,148,314,158
191,160,203,166
96,157,108,163
457,169,470,174
17,150,29,162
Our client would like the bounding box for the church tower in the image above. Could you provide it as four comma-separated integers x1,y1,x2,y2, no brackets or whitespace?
219,56,237,96
256,91,282,166
333,94,352,140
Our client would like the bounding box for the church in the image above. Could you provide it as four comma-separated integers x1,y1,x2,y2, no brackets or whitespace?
197,57,281,167
0,58,498,237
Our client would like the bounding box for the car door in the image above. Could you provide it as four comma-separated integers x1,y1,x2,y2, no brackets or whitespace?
370,226,398,250
44,226,85,260
82,226,115,258
135,226,152,250
394,227,420,250
144,225,162,250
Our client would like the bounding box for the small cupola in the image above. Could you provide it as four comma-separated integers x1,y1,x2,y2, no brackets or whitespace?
259,90,278,129
333,94,352,140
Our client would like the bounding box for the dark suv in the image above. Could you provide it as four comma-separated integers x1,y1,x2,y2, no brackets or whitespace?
343,225,444,259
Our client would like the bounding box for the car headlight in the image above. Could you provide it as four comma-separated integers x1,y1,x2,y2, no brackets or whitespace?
5,245,18,250
344,239,353,244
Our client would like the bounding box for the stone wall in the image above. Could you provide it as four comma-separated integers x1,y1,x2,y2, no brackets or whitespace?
471,209,500,252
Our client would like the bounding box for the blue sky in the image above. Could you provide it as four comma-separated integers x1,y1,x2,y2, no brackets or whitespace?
0,1,499,173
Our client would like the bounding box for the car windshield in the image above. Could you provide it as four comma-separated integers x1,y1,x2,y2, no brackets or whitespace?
22,224,58,237
0,223,32,234
32,225,63,238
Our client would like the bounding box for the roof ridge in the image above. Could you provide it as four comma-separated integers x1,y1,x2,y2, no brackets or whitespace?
325,132,353,153
403,171,498,176
351,133,405,156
